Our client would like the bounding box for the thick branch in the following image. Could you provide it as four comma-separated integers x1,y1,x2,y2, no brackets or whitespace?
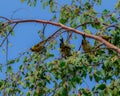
2,19,120,54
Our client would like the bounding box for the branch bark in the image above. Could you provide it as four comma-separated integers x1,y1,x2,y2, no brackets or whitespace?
1,18,120,54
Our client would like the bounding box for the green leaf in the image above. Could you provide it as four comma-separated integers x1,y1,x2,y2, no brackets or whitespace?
19,65,24,72
89,73,93,81
96,84,106,90
111,13,117,22
84,2,92,9
0,80,3,87
0,64,2,72
49,0,52,4
7,60,15,65
59,18,67,24
10,31,15,36
85,29,91,34
42,2,49,9
100,70,105,77
26,91,32,96
15,58,19,62
26,81,30,87
59,61,65,68
47,53,54,58
94,73,101,82
102,9,110,15
21,0,25,2
115,1,120,9
23,56,28,63
7,66,12,73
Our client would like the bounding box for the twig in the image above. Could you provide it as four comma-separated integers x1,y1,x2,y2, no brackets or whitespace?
42,23,47,38
45,27,63,42
94,43,104,50
87,14,119,29
0,23,17,47
78,43,82,51
76,22,94,29
11,8,32,19
0,16,11,22
6,33,8,65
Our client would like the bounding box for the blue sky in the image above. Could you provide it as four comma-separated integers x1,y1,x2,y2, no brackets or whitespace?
0,0,118,92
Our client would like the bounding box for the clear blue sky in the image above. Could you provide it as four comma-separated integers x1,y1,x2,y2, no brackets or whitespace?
0,0,118,92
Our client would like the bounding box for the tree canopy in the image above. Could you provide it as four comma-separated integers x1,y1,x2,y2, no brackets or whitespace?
0,0,120,96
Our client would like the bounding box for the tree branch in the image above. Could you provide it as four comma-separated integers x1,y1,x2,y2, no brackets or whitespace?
0,23,18,47
1,18,120,54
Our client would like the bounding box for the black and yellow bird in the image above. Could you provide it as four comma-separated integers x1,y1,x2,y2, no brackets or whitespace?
30,39,47,53
60,38,71,57
97,33,112,42
81,35,92,54
101,35,111,42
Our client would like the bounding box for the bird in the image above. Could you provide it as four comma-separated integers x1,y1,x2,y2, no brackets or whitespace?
30,39,47,53
81,35,92,54
60,38,71,58
101,35,111,42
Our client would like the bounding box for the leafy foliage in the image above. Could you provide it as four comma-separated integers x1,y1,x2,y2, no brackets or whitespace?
0,0,120,95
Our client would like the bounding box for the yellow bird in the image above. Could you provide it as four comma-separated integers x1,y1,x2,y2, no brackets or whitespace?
81,36,92,53
60,38,71,57
101,35,111,42
30,40,47,53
